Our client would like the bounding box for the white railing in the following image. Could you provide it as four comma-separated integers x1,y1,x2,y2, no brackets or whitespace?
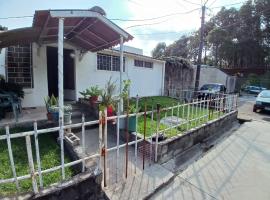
0,94,238,194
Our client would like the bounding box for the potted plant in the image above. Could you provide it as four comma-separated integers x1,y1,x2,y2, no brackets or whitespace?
49,104,73,124
44,94,58,121
99,78,117,119
80,85,101,104
120,80,138,132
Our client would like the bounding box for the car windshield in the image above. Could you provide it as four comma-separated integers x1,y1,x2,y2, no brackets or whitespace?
200,84,220,90
259,90,270,98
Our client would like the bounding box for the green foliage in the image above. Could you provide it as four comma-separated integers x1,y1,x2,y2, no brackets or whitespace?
0,126,73,195
99,77,117,110
151,0,270,68
44,94,58,112
79,85,102,98
0,79,24,98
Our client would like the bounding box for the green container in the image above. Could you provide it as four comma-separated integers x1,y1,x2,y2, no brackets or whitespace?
128,115,137,132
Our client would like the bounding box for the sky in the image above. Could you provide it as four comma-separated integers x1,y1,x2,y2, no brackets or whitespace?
0,0,244,56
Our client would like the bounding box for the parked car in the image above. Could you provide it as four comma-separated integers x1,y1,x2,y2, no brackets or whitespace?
197,83,226,99
244,85,266,95
253,90,270,112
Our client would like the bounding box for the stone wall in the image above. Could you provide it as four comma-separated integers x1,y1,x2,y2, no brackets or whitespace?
17,169,108,200
165,62,194,96
157,111,238,164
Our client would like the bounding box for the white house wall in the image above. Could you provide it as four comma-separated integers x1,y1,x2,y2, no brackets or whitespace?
22,43,165,107
22,43,48,107
76,51,165,99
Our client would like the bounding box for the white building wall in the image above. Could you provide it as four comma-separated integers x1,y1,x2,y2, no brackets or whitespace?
21,43,165,107
0,48,6,77
76,51,165,99
22,43,49,107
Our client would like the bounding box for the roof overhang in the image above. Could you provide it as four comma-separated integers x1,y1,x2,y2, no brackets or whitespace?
0,9,133,51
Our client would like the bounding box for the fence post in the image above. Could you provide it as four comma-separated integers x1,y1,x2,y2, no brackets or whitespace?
150,101,154,164
155,104,161,162
103,108,108,187
59,117,65,180
98,111,102,170
135,95,139,174
195,99,198,127
25,135,38,194
186,102,190,130
207,98,210,121
81,114,86,172
143,101,147,170
125,98,129,179
5,125,20,191
116,102,120,182
34,121,43,188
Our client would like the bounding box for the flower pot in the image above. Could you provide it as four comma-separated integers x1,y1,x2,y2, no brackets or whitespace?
64,112,72,124
107,105,114,117
46,112,53,121
89,96,98,104
128,115,136,132
51,111,59,122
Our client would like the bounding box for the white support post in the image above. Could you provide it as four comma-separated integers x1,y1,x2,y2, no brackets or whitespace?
104,108,108,186
34,121,43,188
81,114,86,172
186,103,190,130
5,125,20,191
195,99,198,127
58,17,65,180
25,135,38,194
119,35,124,113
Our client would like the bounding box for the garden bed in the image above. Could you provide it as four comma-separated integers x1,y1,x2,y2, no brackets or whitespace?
127,96,221,139
0,127,74,196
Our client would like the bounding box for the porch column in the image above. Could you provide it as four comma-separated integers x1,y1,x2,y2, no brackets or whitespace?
119,35,124,112
58,17,65,179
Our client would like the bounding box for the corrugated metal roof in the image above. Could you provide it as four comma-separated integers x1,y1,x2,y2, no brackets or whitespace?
0,9,133,51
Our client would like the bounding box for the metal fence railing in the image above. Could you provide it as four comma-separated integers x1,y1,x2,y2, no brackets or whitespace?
0,93,238,195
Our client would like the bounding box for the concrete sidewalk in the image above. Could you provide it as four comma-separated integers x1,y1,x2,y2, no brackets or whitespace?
151,120,270,200
104,164,174,200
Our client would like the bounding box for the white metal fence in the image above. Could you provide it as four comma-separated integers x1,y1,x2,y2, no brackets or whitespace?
0,94,238,194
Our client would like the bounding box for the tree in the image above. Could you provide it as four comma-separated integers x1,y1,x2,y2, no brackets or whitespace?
152,42,166,58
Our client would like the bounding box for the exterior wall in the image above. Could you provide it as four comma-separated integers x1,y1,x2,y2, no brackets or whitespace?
157,111,238,164
21,43,165,107
76,50,165,99
0,48,6,77
22,43,48,107
165,63,194,95
193,65,236,93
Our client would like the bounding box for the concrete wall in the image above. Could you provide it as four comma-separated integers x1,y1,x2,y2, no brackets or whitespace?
17,170,107,200
157,111,238,164
21,43,165,108
0,48,5,77
192,65,236,93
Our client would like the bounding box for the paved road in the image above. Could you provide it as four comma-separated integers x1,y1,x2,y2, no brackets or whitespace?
151,96,270,200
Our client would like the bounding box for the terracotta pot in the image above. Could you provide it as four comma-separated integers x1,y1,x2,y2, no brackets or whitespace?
89,96,98,104
47,112,53,121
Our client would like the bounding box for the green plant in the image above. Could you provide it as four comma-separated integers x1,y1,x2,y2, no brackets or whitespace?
44,94,58,112
99,78,117,111
49,104,72,113
0,79,24,98
80,85,101,98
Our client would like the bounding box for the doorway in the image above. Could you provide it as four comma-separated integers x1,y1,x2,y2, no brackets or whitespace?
46,46,76,101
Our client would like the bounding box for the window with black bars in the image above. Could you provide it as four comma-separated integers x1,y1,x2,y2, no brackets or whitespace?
134,59,153,69
6,44,33,88
97,53,125,72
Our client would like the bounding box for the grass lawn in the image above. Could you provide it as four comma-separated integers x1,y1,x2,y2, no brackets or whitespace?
128,96,222,138
0,127,74,196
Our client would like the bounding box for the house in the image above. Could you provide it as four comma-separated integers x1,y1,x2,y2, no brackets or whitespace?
0,9,165,108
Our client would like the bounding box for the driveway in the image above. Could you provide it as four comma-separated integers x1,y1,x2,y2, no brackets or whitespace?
151,96,270,200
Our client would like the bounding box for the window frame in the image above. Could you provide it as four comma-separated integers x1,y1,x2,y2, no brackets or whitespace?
97,53,125,72
134,59,153,69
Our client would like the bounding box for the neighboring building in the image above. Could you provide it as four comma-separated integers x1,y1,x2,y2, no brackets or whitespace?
193,65,236,93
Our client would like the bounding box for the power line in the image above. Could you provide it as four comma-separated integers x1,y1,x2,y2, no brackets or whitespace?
182,0,201,6
124,8,200,29
208,0,218,7
0,15,33,20
209,1,245,9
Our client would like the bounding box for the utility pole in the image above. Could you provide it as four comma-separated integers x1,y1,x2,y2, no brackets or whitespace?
194,5,206,91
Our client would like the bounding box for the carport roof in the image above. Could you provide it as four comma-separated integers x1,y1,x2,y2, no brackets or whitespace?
0,9,133,51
